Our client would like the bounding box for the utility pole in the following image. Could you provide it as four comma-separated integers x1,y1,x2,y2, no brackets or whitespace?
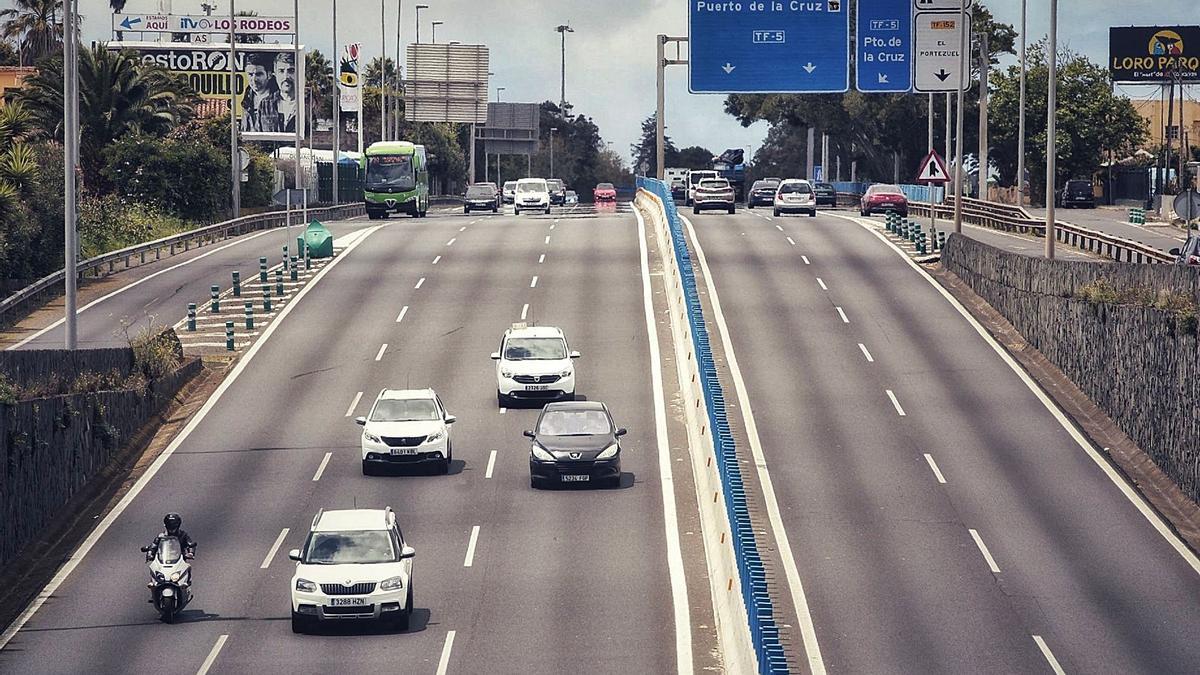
821,132,829,181
294,0,305,229
1045,0,1058,259
229,0,240,218
952,2,969,233
394,0,402,141
556,24,574,109
415,4,427,44
63,0,78,349
549,127,557,177
381,0,386,142
944,93,952,188
654,35,689,180
332,0,339,204
806,127,815,180
1017,0,1027,206
978,32,989,200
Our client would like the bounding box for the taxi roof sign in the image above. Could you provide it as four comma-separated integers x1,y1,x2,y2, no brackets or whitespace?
915,149,951,184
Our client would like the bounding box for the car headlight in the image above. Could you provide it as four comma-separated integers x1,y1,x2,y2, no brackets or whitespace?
596,443,620,460
364,431,382,444
426,429,445,443
500,369,515,379
295,578,317,593
559,368,573,378
531,444,555,461
170,571,182,582
380,576,404,591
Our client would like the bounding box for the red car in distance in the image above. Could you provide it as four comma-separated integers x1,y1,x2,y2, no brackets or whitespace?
859,184,909,217
593,182,617,202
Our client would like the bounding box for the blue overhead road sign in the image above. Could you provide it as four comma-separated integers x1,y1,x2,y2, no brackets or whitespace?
689,1,850,94
855,0,913,92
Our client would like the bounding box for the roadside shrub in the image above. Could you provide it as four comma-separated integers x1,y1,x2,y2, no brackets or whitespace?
77,194,193,259
102,131,228,221
0,373,17,404
1076,278,1199,331
128,321,183,379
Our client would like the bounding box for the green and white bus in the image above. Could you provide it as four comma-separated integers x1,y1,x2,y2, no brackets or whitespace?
363,141,429,219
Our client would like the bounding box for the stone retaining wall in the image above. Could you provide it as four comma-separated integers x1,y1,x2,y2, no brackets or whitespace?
942,235,1200,502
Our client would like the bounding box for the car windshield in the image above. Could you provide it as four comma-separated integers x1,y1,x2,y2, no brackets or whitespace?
366,155,415,190
547,180,563,190
538,409,612,436
505,337,567,360
689,173,714,185
504,182,517,190
700,180,728,189
753,181,778,190
779,183,812,194
466,186,493,198
597,183,614,190
870,184,902,195
156,537,182,564
371,398,440,422
816,183,834,190
517,182,546,193
303,531,396,565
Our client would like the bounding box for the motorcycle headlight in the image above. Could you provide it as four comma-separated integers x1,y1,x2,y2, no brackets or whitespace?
295,578,317,593
531,444,555,461
380,576,404,591
596,443,620,460
426,429,445,443
364,431,382,444
170,571,182,582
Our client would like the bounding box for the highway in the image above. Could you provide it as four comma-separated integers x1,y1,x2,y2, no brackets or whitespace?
684,206,1200,673
0,204,681,674
1027,205,1188,252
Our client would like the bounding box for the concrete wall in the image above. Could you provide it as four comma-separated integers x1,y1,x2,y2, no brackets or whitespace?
0,348,136,387
942,235,1200,502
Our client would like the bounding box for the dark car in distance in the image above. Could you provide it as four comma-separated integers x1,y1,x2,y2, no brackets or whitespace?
463,184,499,213
1058,179,1095,208
813,182,838,207
746,179,780,208
860,184,908,217
547,179,567,206
525,401,625,489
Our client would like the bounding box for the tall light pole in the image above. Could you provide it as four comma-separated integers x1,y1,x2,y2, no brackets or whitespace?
229,0,240,218
1016,0,1027,207
332,0,339,205
63,0,78,349
394,0,402,141
431,20,443,43
415,4,427,44
550,127,558,177
555,24,574,109
380,0,387,142
1045,0,1058,259
496,86,505,102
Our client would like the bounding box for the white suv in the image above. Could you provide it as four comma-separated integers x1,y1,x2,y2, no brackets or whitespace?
514,178,551,215
356,388,456,475
289,507,416,633
492,323,579,407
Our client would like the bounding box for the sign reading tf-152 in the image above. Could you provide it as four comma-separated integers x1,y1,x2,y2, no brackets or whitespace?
689,1,850,94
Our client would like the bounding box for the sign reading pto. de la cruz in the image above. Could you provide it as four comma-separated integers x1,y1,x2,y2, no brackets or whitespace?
1110,26,1200,83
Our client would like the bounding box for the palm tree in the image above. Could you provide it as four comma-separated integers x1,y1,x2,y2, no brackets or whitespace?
0,102,37,221
14,46,195,191
306,49,334,120
0,0,63,67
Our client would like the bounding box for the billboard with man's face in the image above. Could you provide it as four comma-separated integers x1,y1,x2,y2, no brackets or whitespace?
110,42,306,142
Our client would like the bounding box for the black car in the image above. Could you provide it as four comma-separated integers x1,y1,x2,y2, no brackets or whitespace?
547,179,567,206
463,184,499,213
813,182,838,207
746,179,780,208
1058,179,1095,208
525,401,626,489
1170,234,1200,266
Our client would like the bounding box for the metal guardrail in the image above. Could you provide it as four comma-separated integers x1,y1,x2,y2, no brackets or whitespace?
0,202,366,327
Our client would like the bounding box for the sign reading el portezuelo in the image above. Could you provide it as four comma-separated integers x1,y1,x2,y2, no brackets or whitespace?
1110,26,1200,83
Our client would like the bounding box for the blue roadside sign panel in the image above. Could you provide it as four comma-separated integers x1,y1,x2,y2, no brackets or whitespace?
855,0,913,92
689,1,850,94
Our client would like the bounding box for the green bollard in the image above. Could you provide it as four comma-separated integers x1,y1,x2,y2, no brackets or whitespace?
290,256,298,281
283,245,289,270
938,232,947,250
275,269,284,296
304,244,311,270
186,303,196,331
263,288,272,312
259,256,268,283
210,285,220,313
225,321,234,351
232,270,241,297
244,301,254,330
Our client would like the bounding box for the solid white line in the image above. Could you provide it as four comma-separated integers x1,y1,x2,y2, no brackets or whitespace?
415,277,425,289
260,528,290,569
544,235,551,244
787,236,797,246
538,253,545,264
432,255,441,265
530,275,538,288
1032,635,1067,675
775,224,784,231
9,228,280,349
923,453,947,484
886,389,907,416
680,215,821,672
817,277,828,291
312,452,332,482
858,343,874,362
435,630,457,675
969,528,1002,573
801,255,811,264
635,206,694,673
395,305,408,324
195,634,229,675
0,225,385,651
345,391,363,417
520,303,529,320
375,344,388,361
827,211,1200,577
485,450,497,479
463,526,480,567
836,306,849,323
446,237,456,246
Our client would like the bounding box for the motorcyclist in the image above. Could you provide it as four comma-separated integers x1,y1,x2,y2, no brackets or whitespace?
144,513,197,561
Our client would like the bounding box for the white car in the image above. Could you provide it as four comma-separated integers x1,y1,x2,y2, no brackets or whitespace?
685,169,718,206
289,507,416,633
514,178,551,215
774,178,817,217
492,323,579,407
502,180,517,204
356,388,456,475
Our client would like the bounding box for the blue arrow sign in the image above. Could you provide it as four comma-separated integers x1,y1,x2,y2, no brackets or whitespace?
120,16,143,30
689,1,849,94
855,0,913,92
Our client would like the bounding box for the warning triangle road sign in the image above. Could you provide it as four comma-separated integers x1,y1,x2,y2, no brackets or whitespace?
916,150,951,184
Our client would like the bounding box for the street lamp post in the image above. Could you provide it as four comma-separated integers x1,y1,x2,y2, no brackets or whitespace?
63,0,78,349
415,4,427,44
555,24,574,108
431,20,443,43
496,86,505,102
1045,0,1058,259
550,127,558,178
1017,0,1027,207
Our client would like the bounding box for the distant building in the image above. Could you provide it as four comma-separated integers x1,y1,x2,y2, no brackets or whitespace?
1131,98,1200,148
0,67,37,106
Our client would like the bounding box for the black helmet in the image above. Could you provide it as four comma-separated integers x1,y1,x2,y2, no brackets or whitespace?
163,513,182,532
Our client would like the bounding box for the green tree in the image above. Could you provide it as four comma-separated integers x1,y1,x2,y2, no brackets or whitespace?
306,49,334,121
102,131,228,220
629,113,678,176
14,45,195,191
364,57,399,88
989,42,1147,203
0,37,18,66
0,102,37,221
675,146,714,170
0,0,62,66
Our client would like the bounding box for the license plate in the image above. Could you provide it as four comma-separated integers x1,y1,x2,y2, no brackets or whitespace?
330,597,368,606
525,384,549,391
561,474,590,482
391,447,418,455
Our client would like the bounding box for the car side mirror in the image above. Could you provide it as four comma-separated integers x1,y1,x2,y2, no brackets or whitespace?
615,427,628,437
569,351,581,359
445,415,457,424
400,545,416,560
140,545,153,553
287,549,301,562
1170,247,1182,256
490,352,501,360
354,416,367,426
522,430,535,439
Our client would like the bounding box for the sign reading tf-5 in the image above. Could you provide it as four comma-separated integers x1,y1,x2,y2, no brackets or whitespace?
1109,26,1200,83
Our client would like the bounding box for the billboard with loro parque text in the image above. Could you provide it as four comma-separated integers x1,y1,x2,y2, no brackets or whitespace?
1110,26,1200,83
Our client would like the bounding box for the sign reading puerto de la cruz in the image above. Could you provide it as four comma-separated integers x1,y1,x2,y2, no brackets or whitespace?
1110,26,1200,83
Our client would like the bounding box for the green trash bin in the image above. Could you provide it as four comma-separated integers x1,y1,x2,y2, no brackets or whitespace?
299,220,335,259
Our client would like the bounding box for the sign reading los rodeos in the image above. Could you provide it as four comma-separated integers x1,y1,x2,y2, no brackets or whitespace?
1110,26,1200,83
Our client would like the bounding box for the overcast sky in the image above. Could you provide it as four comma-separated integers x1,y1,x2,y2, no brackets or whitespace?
8,1,1200,165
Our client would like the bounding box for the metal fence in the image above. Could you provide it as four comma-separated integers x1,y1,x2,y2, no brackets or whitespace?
637,175,790,674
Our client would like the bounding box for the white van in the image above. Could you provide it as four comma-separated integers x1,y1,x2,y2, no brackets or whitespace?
514,178,551,215
685,170,718,206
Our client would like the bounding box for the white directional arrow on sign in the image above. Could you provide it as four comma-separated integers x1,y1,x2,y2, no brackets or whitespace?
722,63,736,74
803,62,817,74
914,11,969,92
878,73,889,83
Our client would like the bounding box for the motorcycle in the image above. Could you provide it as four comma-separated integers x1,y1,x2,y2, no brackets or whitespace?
140,536,193,623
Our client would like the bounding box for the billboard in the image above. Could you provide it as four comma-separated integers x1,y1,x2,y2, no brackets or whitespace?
477,102,538,155
404,43,489,124
110,42,306,142
338,42,361,112
1110,26,1200,83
